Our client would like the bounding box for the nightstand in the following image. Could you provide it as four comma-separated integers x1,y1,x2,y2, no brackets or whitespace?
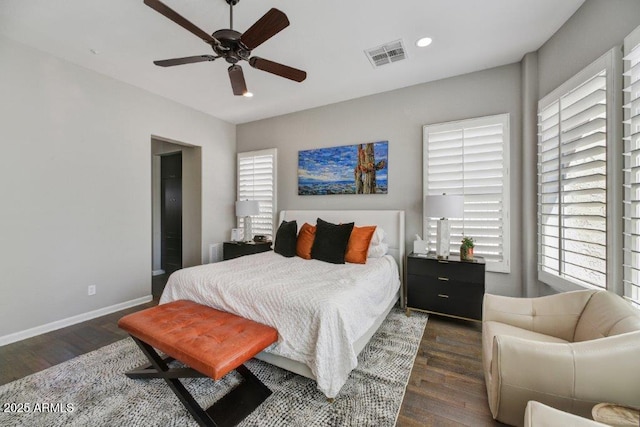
223,241,272,260
406,253,485,321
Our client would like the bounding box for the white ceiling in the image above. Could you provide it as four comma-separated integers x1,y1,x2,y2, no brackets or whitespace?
0,0,585,124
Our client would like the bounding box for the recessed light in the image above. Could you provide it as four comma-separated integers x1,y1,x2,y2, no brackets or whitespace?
416,37,433,48
243,92,254,98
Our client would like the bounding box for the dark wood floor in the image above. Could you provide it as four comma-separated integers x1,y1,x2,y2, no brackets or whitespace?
397,316,504,426
0,275,502,426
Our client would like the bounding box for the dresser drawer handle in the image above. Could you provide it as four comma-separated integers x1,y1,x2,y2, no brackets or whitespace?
438,294,449,298
438,277,449,281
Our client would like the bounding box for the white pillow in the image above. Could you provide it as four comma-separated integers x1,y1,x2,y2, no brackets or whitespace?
368,227,388,258
367,242,389,258
370,227,386,246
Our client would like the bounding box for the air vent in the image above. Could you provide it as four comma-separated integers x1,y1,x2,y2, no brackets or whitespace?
365,39,407,68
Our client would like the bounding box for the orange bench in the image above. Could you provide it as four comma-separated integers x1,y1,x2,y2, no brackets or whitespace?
118,300,278,427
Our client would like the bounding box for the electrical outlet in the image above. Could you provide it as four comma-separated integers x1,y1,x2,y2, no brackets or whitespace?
88,285,96,296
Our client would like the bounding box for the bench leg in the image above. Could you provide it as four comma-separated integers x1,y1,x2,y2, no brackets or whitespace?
126,352,204,379
205,364,272,427
126,336,272,427
129,336,218,427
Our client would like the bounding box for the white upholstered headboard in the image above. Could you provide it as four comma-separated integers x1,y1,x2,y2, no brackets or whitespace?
278,210,405,284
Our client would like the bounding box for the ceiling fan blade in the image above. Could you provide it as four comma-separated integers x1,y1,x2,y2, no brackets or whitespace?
249,57,306,82
154,55,217,67
228,65,248,96
240,8,289,50
143,0,218,45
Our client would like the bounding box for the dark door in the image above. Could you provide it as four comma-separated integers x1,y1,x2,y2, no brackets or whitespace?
161,153,182,274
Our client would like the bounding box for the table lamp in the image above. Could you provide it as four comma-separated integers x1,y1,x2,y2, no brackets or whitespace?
235,200,260,242
424,194,464,258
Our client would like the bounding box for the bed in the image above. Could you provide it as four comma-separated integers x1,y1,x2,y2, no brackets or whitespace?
159,210,405,398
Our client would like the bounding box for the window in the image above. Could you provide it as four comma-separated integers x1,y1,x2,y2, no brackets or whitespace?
537,48,620,292
237,149,277,238
624,25,640,307
423,114,510,273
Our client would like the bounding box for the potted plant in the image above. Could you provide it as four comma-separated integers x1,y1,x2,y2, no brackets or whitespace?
460,237,474,261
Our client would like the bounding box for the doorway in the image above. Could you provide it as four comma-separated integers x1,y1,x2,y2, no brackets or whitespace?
161,152,182,275
151,137,202,298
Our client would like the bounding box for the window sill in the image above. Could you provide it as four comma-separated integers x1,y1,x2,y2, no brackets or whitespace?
538,270,600,294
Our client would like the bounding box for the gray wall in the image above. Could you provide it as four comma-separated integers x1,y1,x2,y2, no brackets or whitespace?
238,63,523,296
538,0,640,98
0,35,236,340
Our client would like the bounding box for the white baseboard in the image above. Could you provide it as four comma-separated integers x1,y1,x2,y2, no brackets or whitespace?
0,295,153,347
152,269,165,276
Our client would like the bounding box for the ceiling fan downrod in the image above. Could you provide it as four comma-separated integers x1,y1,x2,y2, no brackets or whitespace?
226,0,239,31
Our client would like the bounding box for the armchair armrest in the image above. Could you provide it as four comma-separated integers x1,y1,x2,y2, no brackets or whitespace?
489,331,640,426
571,331,640,406
524,401,609,427
483,291,595,341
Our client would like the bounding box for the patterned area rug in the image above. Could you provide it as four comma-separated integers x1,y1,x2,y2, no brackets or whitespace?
0,308,427,427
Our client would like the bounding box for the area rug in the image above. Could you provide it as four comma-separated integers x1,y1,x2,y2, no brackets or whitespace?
0,307,427,427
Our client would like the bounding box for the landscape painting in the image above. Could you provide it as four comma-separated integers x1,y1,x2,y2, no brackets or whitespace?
298,141,388,195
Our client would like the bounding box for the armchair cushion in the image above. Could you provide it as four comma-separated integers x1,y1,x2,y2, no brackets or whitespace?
483,291,595,341
574,290,640,341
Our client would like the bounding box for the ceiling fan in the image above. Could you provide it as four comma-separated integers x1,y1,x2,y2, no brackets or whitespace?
143,0,307,96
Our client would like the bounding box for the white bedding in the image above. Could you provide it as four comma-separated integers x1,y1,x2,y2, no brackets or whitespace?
159,251,400,398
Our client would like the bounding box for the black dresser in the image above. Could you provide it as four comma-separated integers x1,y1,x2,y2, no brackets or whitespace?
406,253,485,321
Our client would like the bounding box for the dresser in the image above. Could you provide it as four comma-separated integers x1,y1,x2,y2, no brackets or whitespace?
223,241,272,260
406,253,485,321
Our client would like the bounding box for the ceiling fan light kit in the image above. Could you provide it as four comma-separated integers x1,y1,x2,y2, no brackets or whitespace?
143,0,307,96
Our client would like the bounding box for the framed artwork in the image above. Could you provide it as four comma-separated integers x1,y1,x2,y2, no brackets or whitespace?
298,141,388,195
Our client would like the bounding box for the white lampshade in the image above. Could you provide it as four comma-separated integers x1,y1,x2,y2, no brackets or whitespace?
235,200,260,217
424,195,464,219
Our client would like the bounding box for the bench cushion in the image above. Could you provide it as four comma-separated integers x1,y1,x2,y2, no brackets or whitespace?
118,300,278,380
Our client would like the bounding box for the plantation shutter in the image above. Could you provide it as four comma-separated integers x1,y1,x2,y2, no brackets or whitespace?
423,114,510,273
237,149,277,238
623,25,640,307
538,63,609,290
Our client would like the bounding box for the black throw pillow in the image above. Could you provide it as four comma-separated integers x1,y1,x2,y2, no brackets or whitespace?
274,220,298,257
311,218,354,264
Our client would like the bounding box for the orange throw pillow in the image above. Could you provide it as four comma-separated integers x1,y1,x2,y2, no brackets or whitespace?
345,225,377,264
296,223,316,259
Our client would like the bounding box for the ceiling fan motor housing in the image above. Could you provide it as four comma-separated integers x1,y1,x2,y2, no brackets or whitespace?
212,29,250,63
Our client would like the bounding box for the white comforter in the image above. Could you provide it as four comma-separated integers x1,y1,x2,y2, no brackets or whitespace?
159,251,400,397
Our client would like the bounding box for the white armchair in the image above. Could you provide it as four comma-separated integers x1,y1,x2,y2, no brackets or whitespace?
482,290,640,426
